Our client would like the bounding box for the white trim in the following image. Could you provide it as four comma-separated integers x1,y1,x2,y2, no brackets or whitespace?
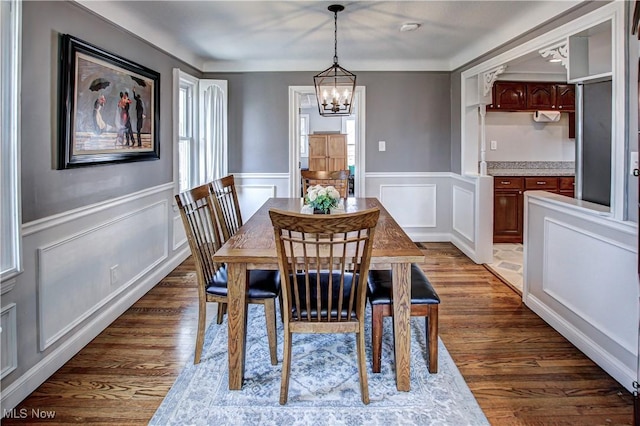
22,183,174,236
0,0,22,281
366,172,455,179
232,172,289,180
288,86,365,198
172,68,180,195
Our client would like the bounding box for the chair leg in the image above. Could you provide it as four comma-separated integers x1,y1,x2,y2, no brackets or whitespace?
216,302,226,324
371,305,384,373
427,305,439,373
194,299,207,364
264,299,278,365
279,327,292,405
356,327,370,404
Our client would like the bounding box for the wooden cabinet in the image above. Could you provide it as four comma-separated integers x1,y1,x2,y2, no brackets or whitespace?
559,176,576,198
308,134,347,171
489,82,526,110
493,176,574,243
555,84,576,110
526,83,555,110
493,177,524,243
525,83,576,110
489,81,575,111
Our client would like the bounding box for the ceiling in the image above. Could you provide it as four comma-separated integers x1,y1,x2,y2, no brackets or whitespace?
77,0,585,72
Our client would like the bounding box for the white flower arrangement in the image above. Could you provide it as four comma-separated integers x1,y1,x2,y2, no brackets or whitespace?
305,184,341,213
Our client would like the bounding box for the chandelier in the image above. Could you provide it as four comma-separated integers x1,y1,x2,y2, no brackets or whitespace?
314,4,356,117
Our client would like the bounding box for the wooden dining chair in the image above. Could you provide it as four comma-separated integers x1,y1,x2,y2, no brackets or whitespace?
367,263,440,374
176,183,280,365
269,207,380,405
211,175,243,241
301,170,350,198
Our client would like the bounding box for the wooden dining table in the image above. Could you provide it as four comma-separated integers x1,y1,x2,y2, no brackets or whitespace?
212,197,425,392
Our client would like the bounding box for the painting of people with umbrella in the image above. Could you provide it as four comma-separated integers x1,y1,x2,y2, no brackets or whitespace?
58,34,159,168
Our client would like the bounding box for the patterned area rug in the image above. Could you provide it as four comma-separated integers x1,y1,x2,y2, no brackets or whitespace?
150,304,488,425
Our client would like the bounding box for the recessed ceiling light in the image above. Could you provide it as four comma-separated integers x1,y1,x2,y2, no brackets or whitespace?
400,23,421,32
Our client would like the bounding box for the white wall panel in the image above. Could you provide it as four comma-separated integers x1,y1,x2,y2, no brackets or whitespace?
233,173,289,220
37,200,168,350
379,184,436,228
452,185,475,242
544,218,637,354
173,213,187,251
237,185,276,220
1,303,17,378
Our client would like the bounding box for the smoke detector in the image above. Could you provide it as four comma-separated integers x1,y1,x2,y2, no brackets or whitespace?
400,23,421,32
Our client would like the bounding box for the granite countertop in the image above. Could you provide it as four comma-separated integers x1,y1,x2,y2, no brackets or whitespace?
489,168,575,176
486,161,575,177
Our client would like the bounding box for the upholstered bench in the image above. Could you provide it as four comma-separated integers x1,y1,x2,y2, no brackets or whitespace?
368,263,440,373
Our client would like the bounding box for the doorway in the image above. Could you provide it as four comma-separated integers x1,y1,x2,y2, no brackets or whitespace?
288,86,366,197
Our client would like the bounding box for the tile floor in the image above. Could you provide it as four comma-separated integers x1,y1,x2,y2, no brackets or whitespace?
485,243,524,294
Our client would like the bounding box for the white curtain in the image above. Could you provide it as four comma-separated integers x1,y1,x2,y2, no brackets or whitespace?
201,81,227,182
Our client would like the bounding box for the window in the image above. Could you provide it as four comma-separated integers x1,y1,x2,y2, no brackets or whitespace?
178,79,196,192
175,71,227,192
300,113,309,156
342,116,356,167
1,0,22,280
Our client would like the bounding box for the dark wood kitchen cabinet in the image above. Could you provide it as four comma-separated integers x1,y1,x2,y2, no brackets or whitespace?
489,81,575,112
489,82,526,110
493,177,524,243
525,83,576,110
493,175,575,243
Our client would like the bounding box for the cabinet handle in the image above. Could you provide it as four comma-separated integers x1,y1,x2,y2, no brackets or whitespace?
558,105,563,109
536,181,546,185
500,181,511,185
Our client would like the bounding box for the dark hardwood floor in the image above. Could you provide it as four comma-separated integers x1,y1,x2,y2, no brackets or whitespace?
3,243,634,424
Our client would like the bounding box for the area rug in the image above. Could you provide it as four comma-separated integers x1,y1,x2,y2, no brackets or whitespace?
150,304,488,425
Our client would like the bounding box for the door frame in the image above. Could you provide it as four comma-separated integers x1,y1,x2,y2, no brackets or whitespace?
288,86,366,197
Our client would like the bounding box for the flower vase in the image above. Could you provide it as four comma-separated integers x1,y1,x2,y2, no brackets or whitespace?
313,208,329,214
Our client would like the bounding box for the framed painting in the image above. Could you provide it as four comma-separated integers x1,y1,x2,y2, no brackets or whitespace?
58,34,160,168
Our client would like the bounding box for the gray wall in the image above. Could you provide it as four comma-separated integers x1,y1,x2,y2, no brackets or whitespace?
204,71,451,173
21,1,201,222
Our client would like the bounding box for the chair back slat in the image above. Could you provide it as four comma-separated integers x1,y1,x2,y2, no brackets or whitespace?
175,184,225,295
270,208,379,324
301,170,350,198
212,175,243,241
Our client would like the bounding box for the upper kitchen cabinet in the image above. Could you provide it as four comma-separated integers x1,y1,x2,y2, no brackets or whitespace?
526,83,575,110
489,82,526,110
568,20,612,83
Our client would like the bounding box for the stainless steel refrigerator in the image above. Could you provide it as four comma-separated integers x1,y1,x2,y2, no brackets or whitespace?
576,80,612,207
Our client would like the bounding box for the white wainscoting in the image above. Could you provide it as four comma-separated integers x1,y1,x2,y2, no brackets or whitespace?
37,200,168,351
524,192,639,392
1,183,190,413
364,172,453,242
233,173,289,219
452,185,474,242
379,184,437,228
1,303,17,379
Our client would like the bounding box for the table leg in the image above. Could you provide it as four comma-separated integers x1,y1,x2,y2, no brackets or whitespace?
227,263,248,390
391,262,411,391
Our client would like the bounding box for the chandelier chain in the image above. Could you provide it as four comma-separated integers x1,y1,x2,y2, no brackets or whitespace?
333,8,338,64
